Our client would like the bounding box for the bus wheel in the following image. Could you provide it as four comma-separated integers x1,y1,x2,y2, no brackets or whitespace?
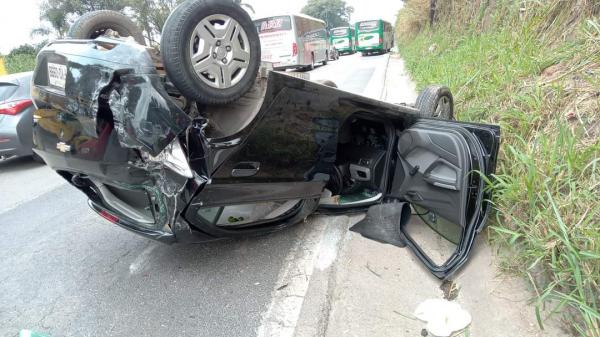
161,0,261,105
306,55,315,71
415,85,454,120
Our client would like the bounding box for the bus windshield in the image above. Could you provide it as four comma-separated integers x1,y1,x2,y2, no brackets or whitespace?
255,16,292,34
357,20,380,32
330,27,349,37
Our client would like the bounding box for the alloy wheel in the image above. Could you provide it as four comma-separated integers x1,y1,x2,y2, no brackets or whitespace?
189,14,251,89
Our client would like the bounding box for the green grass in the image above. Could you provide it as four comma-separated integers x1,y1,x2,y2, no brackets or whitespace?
398,10,599,337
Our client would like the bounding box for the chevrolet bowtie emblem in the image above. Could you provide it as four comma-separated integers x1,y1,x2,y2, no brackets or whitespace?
56,142,71,153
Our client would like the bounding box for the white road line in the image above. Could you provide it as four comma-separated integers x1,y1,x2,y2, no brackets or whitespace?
256,216,348,337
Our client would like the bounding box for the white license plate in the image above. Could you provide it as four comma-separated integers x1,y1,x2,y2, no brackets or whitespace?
47,62,67,89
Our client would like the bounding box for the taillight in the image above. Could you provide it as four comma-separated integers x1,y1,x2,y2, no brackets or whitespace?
292,42,298,56
99,210,119,224
0,99,32,115
379,37,383,45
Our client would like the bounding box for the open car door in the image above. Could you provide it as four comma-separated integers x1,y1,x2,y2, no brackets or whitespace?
351,119,500,279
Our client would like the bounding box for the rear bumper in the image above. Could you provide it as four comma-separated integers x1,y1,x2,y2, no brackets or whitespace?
0,131,21,157
0,110,33,158
271,56,303,70
74,173,217,244
88,199,176,243
356,46,383,51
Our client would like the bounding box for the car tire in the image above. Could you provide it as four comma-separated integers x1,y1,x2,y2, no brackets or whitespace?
68,10,146,45
415,85,454,119
161,0,261,105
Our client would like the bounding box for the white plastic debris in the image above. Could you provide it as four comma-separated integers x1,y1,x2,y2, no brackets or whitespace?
414,299,472,337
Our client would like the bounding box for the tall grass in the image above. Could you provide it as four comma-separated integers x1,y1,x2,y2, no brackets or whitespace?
397,1,599,335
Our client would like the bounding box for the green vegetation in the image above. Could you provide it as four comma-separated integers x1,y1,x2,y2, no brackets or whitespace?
301,0,355,29
3,44,42,74
4,54,37,74
396,1,599,336
37,0,186,45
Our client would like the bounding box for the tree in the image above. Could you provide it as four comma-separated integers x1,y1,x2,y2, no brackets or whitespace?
4,43,45,74
37,0,185,46
301,0,354,29
7,45,37,58
128,0,184,45
35,0,255,46
38,0,128,38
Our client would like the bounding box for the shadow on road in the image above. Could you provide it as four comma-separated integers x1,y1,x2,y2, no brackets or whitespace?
0,156,43,173
135,220,304,272
359,52,389,58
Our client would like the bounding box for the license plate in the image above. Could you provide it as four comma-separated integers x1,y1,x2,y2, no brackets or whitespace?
47,62,67,89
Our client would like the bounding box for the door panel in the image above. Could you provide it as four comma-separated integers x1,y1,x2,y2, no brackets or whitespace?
351,120,500,278
390,125,472,227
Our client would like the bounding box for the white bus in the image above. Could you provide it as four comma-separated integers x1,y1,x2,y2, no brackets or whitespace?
254,14,329,70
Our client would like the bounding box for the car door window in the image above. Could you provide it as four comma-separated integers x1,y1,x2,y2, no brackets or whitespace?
403,205,462,265
350,121,500,278
196,199,302,227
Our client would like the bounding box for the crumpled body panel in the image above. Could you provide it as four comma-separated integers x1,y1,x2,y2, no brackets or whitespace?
32,38,190,157
31,38,199,240
109,74,190,156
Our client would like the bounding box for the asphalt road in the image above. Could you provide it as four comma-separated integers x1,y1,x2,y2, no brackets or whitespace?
307,52,390,100
0,52,392,337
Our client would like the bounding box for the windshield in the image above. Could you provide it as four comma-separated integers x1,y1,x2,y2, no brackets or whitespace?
330,27,349,37
254,16,292,34
358,20,380,32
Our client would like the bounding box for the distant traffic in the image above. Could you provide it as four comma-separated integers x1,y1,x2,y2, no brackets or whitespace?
253,14,393,70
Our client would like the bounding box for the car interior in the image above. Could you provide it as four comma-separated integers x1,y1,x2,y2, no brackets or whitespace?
192,114,395,227
320,114,392,208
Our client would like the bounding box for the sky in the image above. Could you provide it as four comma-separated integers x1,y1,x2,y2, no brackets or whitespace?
0,0,45,54
0,0,404,55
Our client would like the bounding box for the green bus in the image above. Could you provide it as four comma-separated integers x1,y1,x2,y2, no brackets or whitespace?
329,26,355,55
355,19,394,56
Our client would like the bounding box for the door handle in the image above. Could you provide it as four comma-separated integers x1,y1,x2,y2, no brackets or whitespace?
231,162,260,177
423,175,458,190
423,158,459,190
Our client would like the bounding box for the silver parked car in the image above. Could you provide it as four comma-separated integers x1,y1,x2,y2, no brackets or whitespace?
0,72,38,161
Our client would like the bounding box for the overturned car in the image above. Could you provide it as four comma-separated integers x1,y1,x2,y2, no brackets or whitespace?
31,0,499,278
